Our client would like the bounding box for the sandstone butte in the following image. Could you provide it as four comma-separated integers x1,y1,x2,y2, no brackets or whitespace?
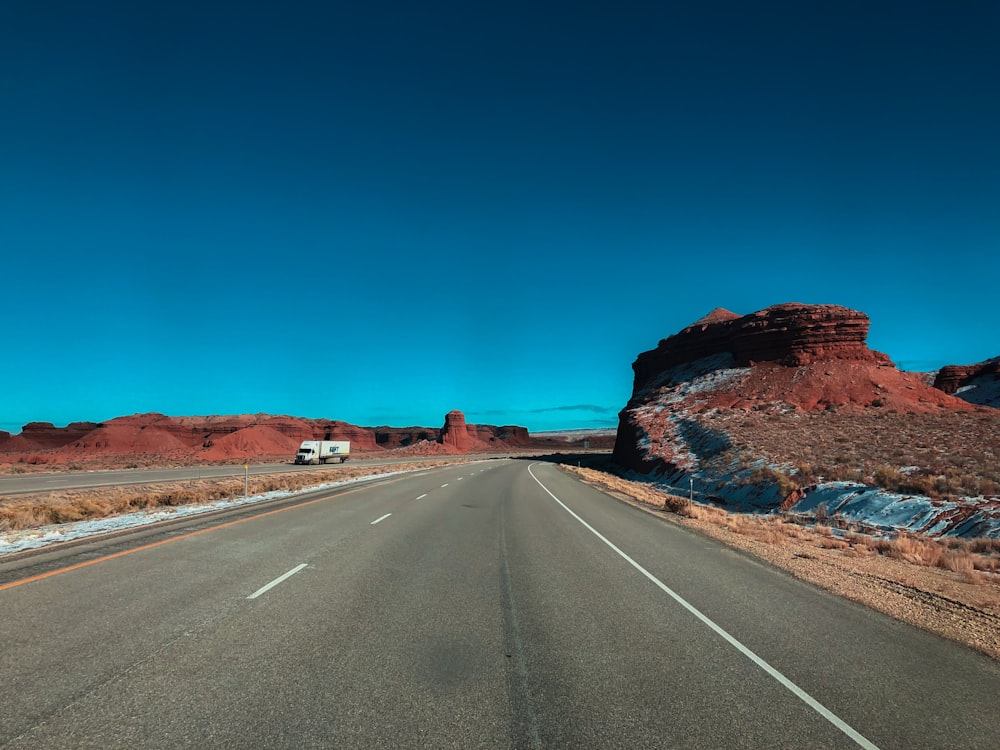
0,410,531,464
613,302,984,474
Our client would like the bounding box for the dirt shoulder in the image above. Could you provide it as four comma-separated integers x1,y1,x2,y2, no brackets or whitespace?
564,466,1000,661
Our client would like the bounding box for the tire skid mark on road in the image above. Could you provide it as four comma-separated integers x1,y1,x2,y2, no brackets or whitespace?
499,503,542,750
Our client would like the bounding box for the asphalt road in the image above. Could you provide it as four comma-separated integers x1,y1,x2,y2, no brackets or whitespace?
1,459,998,749
0,456,504,496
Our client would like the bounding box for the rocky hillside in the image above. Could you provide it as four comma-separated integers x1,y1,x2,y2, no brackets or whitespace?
0,410,531,466
613,303,1000,537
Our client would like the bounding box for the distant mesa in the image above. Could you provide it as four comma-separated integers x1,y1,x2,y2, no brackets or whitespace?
0,410,533,465
932,356,1000,408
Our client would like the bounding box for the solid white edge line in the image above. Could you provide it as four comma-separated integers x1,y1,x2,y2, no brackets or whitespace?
247,563,308,600
416,493,428,500
371,513,392,525
526,463,881,750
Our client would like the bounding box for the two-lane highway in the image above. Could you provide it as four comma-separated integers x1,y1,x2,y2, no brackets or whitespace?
1,460,998,748
0,457,499,496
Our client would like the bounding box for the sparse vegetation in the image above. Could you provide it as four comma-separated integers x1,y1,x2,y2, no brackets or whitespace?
0,460,473,533
746,466,799,498
711,409,1000,499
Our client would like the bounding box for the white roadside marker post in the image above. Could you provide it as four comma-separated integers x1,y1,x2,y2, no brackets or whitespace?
244,464,249,498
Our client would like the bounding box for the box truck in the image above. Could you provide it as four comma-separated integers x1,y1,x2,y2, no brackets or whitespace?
294,440,350,464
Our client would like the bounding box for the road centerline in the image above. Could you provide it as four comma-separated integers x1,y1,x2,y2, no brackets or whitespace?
526,463,880,750
247,563,308,600
371,513,392,525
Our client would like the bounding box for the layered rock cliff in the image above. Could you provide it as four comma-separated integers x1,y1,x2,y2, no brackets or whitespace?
441,410,471,453
632,303,889,392
933,357,1000,408
614,303,970,475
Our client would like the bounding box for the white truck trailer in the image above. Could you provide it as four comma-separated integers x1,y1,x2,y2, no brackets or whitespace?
294,440,350,464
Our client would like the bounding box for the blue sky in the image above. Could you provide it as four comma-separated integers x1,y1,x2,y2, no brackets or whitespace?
3,1,998,433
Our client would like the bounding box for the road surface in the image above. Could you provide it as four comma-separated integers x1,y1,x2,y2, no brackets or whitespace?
1,459,998,748
0,456,508,496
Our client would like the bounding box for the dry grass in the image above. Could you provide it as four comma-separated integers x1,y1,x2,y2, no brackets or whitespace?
703,408,1000,499
565,465,1000,660
0,460,473,533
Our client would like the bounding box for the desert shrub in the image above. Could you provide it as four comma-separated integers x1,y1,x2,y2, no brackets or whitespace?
933,475,960,496
47,504,85,524
820,537,850,550
873,465,901,489
70,497,110,518
883,534,942,567
940,550,981,583
663,494,691,514
792,461,814,482
968,538,1000,554
747,466,799,498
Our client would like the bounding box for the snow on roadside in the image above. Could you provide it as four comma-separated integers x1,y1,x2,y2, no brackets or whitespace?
640,466,1000,539
0,470,413,557
791,482,1000,538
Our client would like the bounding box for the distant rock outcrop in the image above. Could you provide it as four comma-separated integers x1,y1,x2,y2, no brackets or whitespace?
0,410,532,464
933,357,1000,408
18,421,103,450
441,410,471,453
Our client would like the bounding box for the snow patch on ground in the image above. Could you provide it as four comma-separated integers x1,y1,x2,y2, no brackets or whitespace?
953,375,1000,408
628,466,1000,539
789,482,1000,538
628,357,751,474
0,470,413,557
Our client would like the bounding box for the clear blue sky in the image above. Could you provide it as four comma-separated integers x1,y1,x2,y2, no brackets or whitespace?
3,1,998,433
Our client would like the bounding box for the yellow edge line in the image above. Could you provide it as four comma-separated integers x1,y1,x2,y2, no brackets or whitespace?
0,478,397,593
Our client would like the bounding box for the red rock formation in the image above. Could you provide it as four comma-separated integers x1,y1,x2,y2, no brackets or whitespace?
467,424,531,446
692,307,740,326
933,357,1000,407
0,411,532,465
632,303,889,391
934,358,1000,393
371,427,441,449
16,421,102,449
614,303,973,474
441,410,471,453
